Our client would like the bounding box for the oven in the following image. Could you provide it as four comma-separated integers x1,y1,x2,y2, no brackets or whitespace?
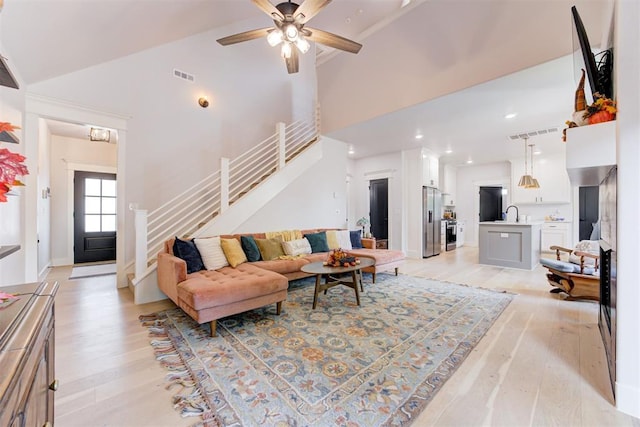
445,220,457,251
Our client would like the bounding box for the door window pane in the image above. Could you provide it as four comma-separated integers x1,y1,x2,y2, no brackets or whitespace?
102,215,116,232
85,178,102,196
102,179,116,197
85,215,101,232
102,198,116,214
85,196,101,214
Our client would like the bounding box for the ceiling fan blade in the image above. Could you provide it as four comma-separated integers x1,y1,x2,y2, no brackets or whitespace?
216,27,272,46
294,0,332,24
252,0,284,20
304,27,362,54
285,48,299,74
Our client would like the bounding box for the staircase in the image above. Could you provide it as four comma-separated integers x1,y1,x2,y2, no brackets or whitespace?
129,115,321,303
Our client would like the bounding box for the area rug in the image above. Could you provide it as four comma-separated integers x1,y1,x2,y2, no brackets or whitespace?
140,274,513,426
69,262,116,279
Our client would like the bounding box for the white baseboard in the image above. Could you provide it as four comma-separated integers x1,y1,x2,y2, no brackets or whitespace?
616,381,640,419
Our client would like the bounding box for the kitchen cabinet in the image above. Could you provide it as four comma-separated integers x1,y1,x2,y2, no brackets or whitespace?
0,282,58,427
479,222,542,269
441,164,456,206
541,222,571,252
510,152,571,204
456,221,465,247
422,149,439,188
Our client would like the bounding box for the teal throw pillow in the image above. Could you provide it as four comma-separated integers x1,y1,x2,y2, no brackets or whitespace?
241,235,262,262
304,231,330,253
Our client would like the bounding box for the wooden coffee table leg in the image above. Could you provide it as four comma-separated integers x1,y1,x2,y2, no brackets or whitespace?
356,268,364,291
352,271,361,306
312,274,321,309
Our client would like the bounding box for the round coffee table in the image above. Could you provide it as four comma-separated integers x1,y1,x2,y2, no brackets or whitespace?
300,257,375,309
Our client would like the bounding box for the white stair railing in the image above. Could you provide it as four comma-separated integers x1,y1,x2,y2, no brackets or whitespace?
133,114,319,278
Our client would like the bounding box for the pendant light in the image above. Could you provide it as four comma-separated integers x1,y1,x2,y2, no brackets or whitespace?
518,136,535,187
526,143,540,188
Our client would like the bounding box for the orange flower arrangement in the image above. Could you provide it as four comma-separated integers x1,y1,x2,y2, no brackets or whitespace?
583,95,617,124
0,121,29,202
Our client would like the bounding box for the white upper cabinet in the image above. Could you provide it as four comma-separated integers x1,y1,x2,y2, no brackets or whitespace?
510,151,571,204
441,164,457,206
422,149,439,188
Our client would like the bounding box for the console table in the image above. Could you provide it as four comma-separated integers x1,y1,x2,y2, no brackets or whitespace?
0,281,58,427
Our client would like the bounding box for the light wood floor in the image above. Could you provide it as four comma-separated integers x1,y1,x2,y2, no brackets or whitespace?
47,247,638,426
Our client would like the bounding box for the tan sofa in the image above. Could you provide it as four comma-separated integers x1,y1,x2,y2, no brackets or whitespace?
156,230,405,337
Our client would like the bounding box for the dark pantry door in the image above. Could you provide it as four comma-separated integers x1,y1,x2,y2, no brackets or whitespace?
579,186,599,240
369,178,388,240
74,171,117,263
479,186,503,222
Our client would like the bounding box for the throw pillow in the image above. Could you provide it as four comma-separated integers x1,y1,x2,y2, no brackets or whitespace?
172,237,205,274
336,230,353,250
241,235,261,262
220,238,248,268
194,236,229,270
282,238,312,256
304,231,330,253
350,230,363,249
326,230,340,250
255,237,286,261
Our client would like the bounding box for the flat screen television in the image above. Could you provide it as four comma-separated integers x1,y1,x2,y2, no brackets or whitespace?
571,5,613,102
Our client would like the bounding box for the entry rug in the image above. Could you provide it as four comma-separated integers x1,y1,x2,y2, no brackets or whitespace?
69,262,116,279
140,274,513,426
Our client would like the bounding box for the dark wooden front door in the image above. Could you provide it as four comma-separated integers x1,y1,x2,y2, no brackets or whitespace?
74,171,117,264
369,178,388,240
579,186,599,240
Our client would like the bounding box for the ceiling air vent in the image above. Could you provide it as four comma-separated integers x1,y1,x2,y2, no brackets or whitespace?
172,68,194,83
508,127,559,141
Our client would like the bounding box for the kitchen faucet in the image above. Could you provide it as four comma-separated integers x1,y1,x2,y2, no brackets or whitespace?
505,205,519,222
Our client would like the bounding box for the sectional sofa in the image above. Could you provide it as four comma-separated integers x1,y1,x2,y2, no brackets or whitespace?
156,229,405,337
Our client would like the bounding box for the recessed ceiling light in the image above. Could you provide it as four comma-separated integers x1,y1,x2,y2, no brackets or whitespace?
534,150,541,155
445,149,453,154
466,159,473,164
504,113,517,119
415,134,424,140
348,146,355,154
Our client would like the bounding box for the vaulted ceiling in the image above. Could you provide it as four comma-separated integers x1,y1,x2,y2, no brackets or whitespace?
0,0,610,166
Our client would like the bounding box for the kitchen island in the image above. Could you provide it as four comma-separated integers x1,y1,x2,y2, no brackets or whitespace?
479,221,542,270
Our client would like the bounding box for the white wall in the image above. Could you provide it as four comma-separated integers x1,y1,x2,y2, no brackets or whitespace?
27,19,317,266
613,0,640,417
347,151,403,251
455,161,511,246
0,26,28,286
36,119,51,276
233,137,347,233
49,134,117,266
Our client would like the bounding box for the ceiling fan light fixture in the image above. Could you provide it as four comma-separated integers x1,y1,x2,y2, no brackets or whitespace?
281,42,292,59
285,25,299,41
267,29,284,47
295,36,310,54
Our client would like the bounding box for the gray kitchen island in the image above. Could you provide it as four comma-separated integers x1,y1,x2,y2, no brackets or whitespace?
479,221,542,270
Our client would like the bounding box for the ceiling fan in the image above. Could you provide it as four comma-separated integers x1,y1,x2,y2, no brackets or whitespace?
216,0,362,74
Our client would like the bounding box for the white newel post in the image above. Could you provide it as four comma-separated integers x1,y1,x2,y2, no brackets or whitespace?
221,157,230,212
134,209,148,279
277,122,286,170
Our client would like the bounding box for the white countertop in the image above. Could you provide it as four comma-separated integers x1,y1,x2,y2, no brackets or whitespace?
479,221,544,226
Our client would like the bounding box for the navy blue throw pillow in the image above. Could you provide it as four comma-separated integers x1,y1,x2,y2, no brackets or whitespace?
241,235,262,262
173,237,205,274
304,231,330,253
350,230,363,249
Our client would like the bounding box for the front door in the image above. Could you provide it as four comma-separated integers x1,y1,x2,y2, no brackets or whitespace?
479,186,503,222
74,171,117,263
369,178,388,240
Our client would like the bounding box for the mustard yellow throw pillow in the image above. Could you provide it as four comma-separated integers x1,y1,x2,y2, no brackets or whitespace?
220,238,248,268
255,237,285,261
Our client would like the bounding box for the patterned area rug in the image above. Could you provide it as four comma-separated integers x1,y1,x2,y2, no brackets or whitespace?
140,274,512,426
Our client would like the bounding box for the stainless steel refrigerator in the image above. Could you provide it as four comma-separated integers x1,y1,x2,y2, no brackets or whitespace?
423,186,442,258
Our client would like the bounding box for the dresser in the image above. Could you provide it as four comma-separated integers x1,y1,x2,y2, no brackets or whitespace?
0,281,58,427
